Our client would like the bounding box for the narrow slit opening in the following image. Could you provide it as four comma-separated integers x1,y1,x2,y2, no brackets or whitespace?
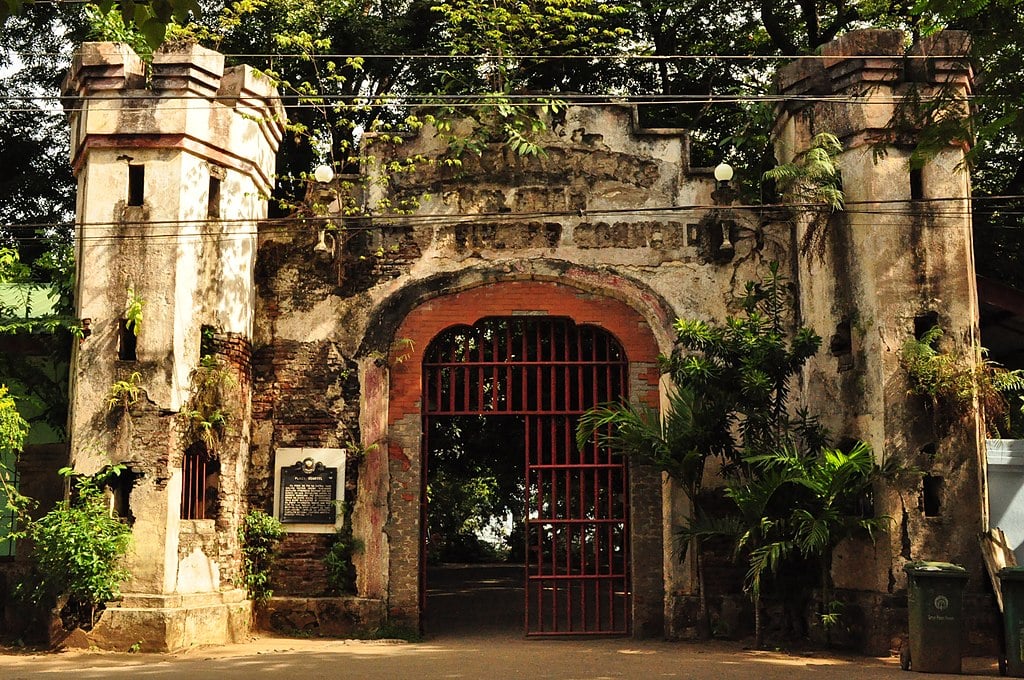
128,164,145,206
119,318,138,361
914,311,939,340
208,176,221,219
910,167,924,201
923,474,943,517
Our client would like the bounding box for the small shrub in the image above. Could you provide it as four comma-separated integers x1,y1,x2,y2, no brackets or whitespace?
324,528,363,594
901,325,972,409
19,467,132,630
240,509,285,605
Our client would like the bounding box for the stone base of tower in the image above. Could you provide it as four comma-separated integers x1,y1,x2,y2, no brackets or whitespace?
258,596,386,637
57,590,251,652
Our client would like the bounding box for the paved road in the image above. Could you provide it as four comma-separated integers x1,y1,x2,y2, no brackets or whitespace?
0,634,1003,679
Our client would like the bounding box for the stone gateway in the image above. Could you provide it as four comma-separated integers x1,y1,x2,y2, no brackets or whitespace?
0,29,995,654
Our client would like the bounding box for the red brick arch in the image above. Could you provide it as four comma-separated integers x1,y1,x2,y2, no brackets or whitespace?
388,280,663,426
379,279,667,633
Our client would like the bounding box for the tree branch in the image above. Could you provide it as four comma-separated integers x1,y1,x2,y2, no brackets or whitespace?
760,0,798,54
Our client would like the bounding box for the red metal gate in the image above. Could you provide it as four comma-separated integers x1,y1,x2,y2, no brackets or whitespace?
423,317,630,635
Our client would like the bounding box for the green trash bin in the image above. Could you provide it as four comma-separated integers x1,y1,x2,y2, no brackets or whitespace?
902,561,969,674
998,567,1024,677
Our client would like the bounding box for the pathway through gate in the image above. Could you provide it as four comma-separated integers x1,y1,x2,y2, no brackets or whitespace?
423,317,630,635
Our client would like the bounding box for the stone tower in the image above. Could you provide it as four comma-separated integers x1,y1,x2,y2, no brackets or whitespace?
774,30,984,653
62,42,284,650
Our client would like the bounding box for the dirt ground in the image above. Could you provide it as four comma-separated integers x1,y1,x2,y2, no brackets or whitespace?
0,634,1005,679
0,564,1004,678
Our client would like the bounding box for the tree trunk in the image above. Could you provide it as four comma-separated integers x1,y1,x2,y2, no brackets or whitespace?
754,591,764,648
820,556,833,646
695,538,711,639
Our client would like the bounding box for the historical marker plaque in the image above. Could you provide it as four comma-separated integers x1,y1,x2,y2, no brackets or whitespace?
279,460,338,524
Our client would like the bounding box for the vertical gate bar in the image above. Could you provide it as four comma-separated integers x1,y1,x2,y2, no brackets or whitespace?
535,346,543,415
474,328,482,411
602,464,610,630
572,419,586,630
197,455,204,519
557,416,567,631
506,323,514,412
524,414,531,632
435,366,443,416
195,456,200,519
576,328,583,413
604,332,611,424
198,456,206,519
183,455,191,518
476,363,484,413
538,417,548,631
448,332,457,412
447,363,455,414
181,456,187,518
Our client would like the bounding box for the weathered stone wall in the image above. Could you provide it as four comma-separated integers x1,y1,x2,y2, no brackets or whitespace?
253,104,794,637
64,30,989,652
775,29,990,653
61,41,284,651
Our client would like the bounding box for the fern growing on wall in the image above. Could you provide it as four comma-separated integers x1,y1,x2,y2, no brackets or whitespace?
763,132,845,257
901,324,1024,436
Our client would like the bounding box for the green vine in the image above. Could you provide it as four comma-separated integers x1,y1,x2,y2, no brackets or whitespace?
323,506,363,595
106,371,143,413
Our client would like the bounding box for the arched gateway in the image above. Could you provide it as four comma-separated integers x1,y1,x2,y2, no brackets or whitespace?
384,280,665,636
423,317,630,634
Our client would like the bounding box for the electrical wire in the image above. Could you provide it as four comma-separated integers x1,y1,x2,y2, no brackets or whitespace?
0,93,987,117
0,92,986,103
8,50,975,61
3,196,1022,245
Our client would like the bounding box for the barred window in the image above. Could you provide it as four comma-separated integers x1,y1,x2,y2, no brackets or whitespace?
181,444,219,520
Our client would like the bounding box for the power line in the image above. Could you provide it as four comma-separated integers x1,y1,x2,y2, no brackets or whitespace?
0,94,987,116
9,50,976,61
3,195,1022,242
2,92,987,103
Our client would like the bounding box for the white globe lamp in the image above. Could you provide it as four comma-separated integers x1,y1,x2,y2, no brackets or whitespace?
313,164,335,184
713,162,734,183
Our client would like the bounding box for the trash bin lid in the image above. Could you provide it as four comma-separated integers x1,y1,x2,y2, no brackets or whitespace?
904,560,969,577
998,566,1024,581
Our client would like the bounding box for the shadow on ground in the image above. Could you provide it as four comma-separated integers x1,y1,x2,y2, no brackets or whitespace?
424,562,524,638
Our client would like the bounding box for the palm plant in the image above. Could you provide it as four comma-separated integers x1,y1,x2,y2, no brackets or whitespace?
788,442,890,632
762,131,845,256
580,263,825,643
685,440,888,647
577,386,717,636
